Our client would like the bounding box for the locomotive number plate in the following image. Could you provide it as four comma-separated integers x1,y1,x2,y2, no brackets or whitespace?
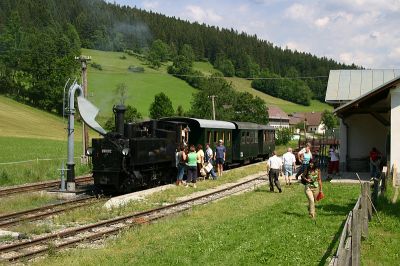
102,149,112,154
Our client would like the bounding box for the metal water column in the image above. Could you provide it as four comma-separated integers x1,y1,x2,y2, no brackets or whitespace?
66,82,84,191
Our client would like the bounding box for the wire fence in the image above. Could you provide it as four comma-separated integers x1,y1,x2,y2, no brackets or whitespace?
0,156,82,166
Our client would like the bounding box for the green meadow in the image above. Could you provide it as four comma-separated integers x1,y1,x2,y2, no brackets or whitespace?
37,182,360,265
0,96,90,186
83,49,196,118
225,77,333,114
84,49,332,119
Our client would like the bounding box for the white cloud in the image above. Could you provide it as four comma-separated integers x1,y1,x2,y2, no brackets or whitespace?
284,3,312,21
142,0,159,9
238,4,249,13
185,5,222,23
285,41,309,52
314,17,330,28
389,47,400,59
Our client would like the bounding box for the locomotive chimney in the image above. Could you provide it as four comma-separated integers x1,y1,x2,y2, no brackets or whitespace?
113,104,126,136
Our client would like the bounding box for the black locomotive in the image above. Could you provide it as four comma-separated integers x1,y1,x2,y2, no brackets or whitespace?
88,104,275,194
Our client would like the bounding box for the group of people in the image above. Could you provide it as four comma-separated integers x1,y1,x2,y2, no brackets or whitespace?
267,143,323,219
176,140,226,188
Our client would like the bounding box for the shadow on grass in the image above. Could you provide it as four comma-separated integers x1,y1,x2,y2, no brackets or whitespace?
282,210,303,217
316,203,355,216
318,218,347,266
376,192,400,218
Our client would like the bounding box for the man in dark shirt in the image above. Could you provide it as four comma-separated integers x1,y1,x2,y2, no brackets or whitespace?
214,139,226,177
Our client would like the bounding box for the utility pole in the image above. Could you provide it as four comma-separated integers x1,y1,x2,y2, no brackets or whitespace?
208,95,217,120
75,55,91,164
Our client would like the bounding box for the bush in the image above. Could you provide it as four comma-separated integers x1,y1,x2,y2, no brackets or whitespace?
275,128,293,145
91,62,102,70
120,55,126,60
128,65,144,73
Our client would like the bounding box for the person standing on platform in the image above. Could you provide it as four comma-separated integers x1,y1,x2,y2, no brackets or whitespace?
327,145,339,181
369,147,382,179
186,145,198,188
295,143,313,180
282,148,296,185
214,140,226,177
267,151,283,193
205,143,217,179
175,145,187,186
196,144,205,179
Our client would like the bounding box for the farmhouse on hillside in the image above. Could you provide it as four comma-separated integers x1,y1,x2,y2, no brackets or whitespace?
267,106,289,129
289,112,325,134
326,69,400,183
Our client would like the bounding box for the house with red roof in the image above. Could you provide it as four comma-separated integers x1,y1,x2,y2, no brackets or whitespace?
267,106,289,129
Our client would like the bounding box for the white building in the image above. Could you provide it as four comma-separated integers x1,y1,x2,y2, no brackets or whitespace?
326,69,400,183
267,105,290,129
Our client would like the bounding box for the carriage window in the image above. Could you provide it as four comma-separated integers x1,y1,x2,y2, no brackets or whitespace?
207,131,211,144
264,131,267,142
241,132,246,144
214,131,218,143
255,131,258,143
228,132,231,142
246,132,250,143
221,132,225,142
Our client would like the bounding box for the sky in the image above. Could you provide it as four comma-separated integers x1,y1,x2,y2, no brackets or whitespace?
108,0,400,69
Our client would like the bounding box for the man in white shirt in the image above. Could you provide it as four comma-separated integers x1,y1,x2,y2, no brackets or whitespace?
267,151,283,193
282,148,296,185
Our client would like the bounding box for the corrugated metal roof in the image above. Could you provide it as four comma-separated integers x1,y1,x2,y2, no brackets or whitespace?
232,122,274,130
334,75,400,115
325,69,400,103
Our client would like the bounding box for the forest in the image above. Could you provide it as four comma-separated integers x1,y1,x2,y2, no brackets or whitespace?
0,0,357,115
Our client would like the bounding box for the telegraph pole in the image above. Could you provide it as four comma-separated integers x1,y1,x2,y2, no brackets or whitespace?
75,55,91,164
208,95,217,120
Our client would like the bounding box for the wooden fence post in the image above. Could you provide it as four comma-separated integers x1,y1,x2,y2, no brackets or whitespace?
351,200,361,265
361,183,369,238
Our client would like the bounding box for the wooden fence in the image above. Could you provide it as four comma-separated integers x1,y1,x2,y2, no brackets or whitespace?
329,182,372,266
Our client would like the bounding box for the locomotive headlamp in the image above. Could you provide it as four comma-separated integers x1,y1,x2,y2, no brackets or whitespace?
122,148,130,156
86,147,93,156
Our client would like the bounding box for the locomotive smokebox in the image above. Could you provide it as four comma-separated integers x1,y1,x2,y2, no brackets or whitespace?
113,104,126,136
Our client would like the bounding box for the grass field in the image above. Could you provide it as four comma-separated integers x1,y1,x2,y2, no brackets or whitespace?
0,96,91,186
0,136,90,186
36,182,359,265
191,61,332,114
226,77,332,114
361,184,400,265
85,49,332,118
83,49,196,118
0,95,82,140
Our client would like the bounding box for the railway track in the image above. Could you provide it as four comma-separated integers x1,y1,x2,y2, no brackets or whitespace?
0,196,101,228
0,175,267,262
0,175,93,198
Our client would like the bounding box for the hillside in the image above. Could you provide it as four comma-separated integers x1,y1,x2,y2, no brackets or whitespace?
84,49,196,118
192,62,332,114
0,96,82,140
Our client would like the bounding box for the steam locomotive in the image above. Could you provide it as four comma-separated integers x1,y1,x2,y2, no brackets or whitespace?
87,105,275,194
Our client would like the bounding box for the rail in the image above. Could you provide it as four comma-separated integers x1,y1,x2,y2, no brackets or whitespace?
329,182,372,266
